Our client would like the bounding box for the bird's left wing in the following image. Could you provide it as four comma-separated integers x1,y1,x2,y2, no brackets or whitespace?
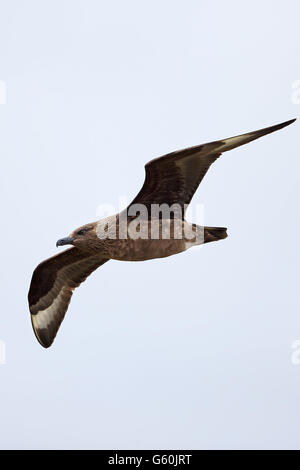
28,247,109,348
128,119,296,217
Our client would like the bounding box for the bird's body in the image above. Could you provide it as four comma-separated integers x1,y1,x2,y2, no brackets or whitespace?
75,216,224,261
28,118,296,348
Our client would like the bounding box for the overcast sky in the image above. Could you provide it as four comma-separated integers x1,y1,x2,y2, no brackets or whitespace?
0,0,299,450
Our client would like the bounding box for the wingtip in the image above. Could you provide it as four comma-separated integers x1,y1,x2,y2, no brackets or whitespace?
267,118,297,133
279,118,297,127
30,314,54,349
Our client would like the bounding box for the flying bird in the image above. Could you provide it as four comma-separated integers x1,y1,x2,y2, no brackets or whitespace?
28,118,296,348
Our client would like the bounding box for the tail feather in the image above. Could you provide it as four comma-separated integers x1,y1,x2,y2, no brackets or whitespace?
204,226,228,244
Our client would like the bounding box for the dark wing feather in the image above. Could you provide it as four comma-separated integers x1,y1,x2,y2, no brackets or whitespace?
129,119,296,217
28,247,109,348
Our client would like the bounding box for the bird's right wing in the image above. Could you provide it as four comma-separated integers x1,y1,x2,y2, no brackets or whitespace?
28,247,109,348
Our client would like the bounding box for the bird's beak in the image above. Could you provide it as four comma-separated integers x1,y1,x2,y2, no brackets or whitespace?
56,236,75,247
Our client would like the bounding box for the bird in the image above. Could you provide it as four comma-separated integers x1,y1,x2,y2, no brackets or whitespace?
28,118,296,348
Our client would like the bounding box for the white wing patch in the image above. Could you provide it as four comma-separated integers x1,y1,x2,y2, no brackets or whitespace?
217,133,256,152
31,290,66,330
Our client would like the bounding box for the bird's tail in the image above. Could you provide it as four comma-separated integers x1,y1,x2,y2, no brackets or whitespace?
204,226,228,244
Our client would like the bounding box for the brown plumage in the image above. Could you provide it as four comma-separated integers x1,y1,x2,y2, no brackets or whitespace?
28,119,296,348
29,249,108,348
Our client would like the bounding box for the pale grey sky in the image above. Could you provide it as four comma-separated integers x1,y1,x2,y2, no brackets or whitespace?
0,0,299,450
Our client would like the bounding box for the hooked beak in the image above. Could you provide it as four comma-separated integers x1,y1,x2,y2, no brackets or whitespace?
56,236,75,247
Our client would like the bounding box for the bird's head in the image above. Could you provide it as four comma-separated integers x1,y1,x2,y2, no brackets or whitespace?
56,222,99,252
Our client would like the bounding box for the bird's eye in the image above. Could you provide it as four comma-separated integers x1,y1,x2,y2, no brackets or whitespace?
77,229,87,236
